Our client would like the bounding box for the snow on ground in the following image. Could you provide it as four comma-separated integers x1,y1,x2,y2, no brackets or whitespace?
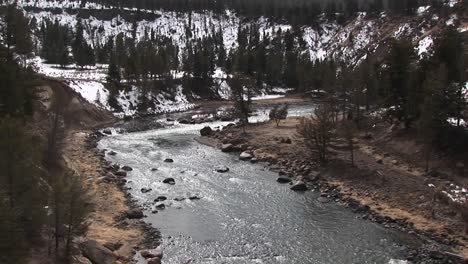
31,57,107,81
417,6,430,15
394,23,412,39
153,85,194,114
67,80,110,109
446,14,458,26
417,36,433,58
251,94,285,101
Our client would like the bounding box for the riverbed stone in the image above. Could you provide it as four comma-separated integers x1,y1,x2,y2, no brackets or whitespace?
215,166,230,173
107,151,117,156
200,126,214,136
80,240,117,264
121,166,133,171
277,176,292,183
221,144,234,152
164,158,174,163
290,181,307,191
154,196,167,202
147,258,161,264
156,204,166,209
141,188,152,193
239,151,253,160
162,178,175,185
126,209,144,219
114,171,127,177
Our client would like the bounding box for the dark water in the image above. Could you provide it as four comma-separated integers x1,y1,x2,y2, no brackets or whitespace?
99,106,416,264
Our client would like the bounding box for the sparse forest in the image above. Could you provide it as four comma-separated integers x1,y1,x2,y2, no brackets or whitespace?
0,0,467,262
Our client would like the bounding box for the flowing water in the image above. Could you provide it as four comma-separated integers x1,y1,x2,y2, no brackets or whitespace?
99,104,417,264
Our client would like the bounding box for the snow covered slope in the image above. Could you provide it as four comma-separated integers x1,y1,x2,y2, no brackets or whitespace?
4,0,466,118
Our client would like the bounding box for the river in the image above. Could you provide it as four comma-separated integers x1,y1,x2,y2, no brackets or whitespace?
99,104,417,264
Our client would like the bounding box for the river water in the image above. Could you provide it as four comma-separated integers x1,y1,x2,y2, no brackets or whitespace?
99,104,416,264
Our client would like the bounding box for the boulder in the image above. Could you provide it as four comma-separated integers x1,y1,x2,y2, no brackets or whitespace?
102,129,112,135
147,258,162,264
121,166,133,171
250,158,259,163
200,126,214,137
162,178,175,185
188,196,201,200
221,144,234,152
103,242,123,252
239,151,253,161
179,119,190,124
114,171,127,177
215,166,229,173
154,196,167,202
107,151,117,156
141,188,152,193
276,176,292,184
151,168,158,171
164,158,174,163
156,204,166,210
290,181,307,191
126,209,144,219
80,240,117,264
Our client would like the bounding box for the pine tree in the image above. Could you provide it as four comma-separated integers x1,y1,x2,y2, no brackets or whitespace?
229,74,253,133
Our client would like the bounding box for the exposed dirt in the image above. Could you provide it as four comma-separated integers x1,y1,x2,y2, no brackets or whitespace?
205,117,468,259
63,131,143,262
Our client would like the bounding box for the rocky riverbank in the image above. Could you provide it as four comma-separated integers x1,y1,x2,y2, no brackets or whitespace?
64,130,162,264
199,118,468,263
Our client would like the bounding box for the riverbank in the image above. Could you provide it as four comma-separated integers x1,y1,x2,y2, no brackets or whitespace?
63,130,160,263
202,117,468,262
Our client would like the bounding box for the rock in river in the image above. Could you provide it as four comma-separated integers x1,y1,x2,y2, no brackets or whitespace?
162,178,175,185
290,181,307,191
221,144,234,152
239,151,253,161
164,158,174,163
215,166,230,173
126,209,144,219
114,170,127,177
141,188,152,193
121,165,133,171
80,240,117,264
277,176,292,183
154,196,167,202
200,126,214,136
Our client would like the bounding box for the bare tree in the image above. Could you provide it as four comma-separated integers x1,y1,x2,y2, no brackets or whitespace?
339,120,357,166
269,104,288,127
297,104,335,163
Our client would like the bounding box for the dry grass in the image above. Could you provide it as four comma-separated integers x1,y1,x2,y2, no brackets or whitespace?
63,131,143,261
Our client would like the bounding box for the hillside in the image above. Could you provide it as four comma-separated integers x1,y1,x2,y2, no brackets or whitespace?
2,0,466,118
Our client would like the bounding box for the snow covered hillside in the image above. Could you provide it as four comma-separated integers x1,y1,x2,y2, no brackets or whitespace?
4,0,466,118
